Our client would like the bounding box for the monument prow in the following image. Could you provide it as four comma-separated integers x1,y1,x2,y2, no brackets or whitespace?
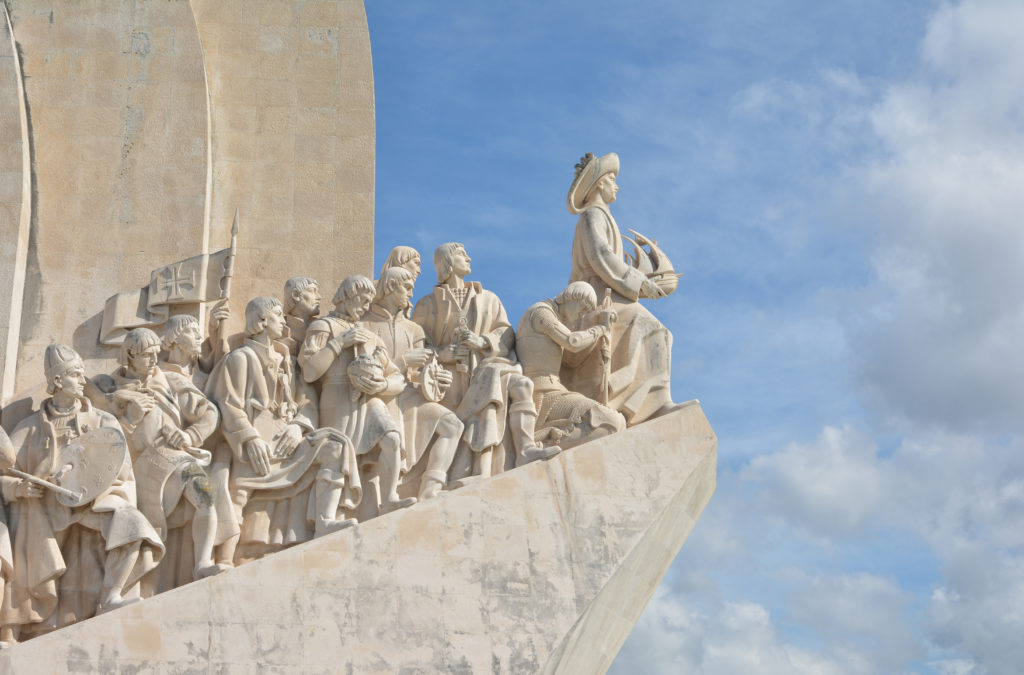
0,404,716,673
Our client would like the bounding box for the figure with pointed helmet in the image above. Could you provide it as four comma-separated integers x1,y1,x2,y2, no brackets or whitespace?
0,345,164,643
566,152,686,426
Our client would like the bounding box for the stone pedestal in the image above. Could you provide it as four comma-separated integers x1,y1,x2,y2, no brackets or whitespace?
0,403,716,673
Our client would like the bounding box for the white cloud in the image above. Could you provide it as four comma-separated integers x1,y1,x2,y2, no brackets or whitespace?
611,589,856,675
841,0,1024,434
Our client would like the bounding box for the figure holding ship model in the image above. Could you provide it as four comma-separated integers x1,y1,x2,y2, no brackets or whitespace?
565,152,686,426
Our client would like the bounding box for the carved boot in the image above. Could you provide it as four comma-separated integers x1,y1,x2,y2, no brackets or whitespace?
510,400,561,467
314,478,357,536
417,469,448,501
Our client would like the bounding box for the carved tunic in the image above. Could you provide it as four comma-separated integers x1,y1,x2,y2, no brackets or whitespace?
299,316,402,458
206,339,359,552
363,303,453,468
412,283,521,452
0,399,163,634
569,204,674,424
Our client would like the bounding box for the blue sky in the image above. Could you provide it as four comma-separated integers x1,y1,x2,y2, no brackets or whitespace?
368,1,1024,672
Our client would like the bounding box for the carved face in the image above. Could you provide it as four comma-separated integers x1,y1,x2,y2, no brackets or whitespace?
395,278,415,306
403,255,421,280
129,345,160,378
294,285,321,318
263,304,287,340
451,247,471,278
175,322,203,357
54,365,86,397
597,173,619,204
560,299,591,324
343,290,374,322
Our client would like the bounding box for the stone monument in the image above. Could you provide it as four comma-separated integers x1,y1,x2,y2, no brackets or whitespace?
0,2,715,672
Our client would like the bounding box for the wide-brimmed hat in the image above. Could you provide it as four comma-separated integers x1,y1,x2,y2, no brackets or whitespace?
567,152,619,214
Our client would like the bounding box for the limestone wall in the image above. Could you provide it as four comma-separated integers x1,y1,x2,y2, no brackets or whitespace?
0,0,374,404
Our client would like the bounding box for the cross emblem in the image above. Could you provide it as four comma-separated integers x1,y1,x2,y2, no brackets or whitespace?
156,263,195,301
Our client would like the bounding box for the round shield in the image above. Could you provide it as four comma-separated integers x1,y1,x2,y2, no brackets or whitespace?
55,427,128,507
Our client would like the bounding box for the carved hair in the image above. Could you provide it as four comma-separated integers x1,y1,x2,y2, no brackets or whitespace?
119,327,161,366
245,296,282,337
380,246,420,277
554,281,598,312
376,266,414,302
162,314,200,352
332,274,375,307
283,276,318,313
433,242,464,285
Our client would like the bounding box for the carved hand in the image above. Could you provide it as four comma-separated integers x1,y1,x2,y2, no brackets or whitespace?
165,427,191,449
640,278,665,299
339,328,371,349
15,479,43,500
355,374,387,396
405,348,432,368
597,309,617,329
436,368,453,387
273,424,303,458
458,330,488,352
245,439,273,476
208,298,231,338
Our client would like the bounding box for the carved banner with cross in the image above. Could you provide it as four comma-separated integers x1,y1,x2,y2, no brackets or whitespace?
99,247,235,346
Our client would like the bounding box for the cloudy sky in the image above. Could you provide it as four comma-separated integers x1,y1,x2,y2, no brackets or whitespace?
366,1,1024,672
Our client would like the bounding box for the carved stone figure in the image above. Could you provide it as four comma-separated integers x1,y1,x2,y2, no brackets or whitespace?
381,245,422,282
158,301,232,391
281,277,321,357
412,243,559,480
206,298,360,564
517,282,626,451
363,267,462,500
0,345,163,641
566,152,681,425
90,328,227,593
300,276,417,515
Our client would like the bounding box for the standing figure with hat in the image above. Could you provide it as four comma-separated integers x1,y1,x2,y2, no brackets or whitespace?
0,345,163,643
90,328,228,594
566,152,684,426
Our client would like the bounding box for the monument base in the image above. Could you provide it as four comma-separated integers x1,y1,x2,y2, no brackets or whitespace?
0,403,716,674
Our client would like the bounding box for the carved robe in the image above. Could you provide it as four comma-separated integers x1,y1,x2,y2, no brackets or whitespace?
0,399,163,636
93,365,227,593
206,339,359,560
300,315,403,459
569,204,674,424
412,283,521,453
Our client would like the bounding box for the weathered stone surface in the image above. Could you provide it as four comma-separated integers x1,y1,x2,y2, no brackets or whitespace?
0,0,374,405
0,403,716,673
